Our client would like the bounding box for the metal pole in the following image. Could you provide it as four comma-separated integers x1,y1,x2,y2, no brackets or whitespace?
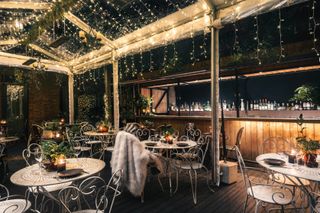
211,25,220,185
68,74,74,123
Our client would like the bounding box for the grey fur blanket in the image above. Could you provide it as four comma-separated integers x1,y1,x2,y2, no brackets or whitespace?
111,131,163,197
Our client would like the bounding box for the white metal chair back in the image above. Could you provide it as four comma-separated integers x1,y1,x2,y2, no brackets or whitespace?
22,143,43,166
235,127,245,148
135,127,151,141
123,122,140,135
180,125,201,141
65,127,79,143
0,184,9,200
197,135,211,166
80,124,96,135
58,170,123,213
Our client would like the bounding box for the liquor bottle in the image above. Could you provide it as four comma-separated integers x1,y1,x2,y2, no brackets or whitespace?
250,101,253,111
240,99,245,111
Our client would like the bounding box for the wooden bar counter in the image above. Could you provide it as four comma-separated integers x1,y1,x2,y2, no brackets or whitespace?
138,111,320,161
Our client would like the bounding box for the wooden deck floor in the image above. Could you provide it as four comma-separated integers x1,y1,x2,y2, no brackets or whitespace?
2,150,309,213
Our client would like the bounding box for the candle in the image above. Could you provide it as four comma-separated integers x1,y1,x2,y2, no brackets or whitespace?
56,156,66,172
55,133,60,138
288,149,297,164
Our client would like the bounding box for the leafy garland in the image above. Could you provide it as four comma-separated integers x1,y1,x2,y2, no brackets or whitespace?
22,0,78,45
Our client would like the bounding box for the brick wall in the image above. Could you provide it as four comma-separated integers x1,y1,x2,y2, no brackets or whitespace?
28,73,61,126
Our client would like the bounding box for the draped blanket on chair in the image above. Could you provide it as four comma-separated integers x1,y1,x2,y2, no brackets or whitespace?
111,131,163,197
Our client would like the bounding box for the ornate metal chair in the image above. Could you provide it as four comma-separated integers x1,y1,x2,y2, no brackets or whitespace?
123,122,141,135
135,127,151,141
0,184,32,213
22,143,72,193
235,146,295,213
58,170,123,213
0,144,7,182
179,124,202,142
27,124,44,146
220,127,244,159
173,135,214,204
261,137,310,192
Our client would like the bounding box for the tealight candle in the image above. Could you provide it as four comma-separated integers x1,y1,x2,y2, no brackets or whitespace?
56,157,66,172
288,149,297,164
55,133,60,138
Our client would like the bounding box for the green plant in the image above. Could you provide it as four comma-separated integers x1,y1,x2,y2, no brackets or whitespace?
40,140,74,161
291,84,316,103
296,114,320,154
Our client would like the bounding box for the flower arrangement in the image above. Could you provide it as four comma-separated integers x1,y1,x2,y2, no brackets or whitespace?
96,120,110,132
40,140,74,170
296,114,320,167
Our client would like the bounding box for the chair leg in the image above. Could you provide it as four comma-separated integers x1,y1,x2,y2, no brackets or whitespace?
202,166,214,193
254,200,261,213
141,190,144,203
189,169,198,205
174,169,179,194
157,175,164,192
243,194,249,213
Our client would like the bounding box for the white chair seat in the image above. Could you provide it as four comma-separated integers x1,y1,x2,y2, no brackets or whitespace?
105,146,114,152
0,199,31,213
29,182,72,193
80,147,91,152
86,140,102,145
248,185,293,205
73,210,103,213
269,173,310,186
175,160,203,170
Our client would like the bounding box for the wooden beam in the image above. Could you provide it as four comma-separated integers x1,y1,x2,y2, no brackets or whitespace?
68,74,74,123
0,51,70,74
113,60,120,131
0,1,51,10
64,12,116,49
0,39,19,46
28,44,67,64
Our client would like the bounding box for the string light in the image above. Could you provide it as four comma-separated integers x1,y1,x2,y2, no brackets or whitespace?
232,22,240,55
277,9,285,62
254,16,262,65
309,0,320,62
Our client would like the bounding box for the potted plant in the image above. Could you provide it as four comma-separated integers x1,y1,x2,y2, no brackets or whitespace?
296,114,320,168
96,120,110,133
40,140,74,171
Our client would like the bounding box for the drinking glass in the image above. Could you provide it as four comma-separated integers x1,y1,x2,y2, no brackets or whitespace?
73,141,82,161
34,148,43,175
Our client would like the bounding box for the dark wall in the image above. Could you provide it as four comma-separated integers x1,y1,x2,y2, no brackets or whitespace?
177,69,320,104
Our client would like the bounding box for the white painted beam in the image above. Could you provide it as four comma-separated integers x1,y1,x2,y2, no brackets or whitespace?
0,51,70,74
71,1,211,72
0,1,52,10
68,74,75,123
64,12,115,49
28,44,67,64
113,59,119,131
0,39,19,46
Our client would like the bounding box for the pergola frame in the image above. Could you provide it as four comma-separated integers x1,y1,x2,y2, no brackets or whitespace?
0,0,308,185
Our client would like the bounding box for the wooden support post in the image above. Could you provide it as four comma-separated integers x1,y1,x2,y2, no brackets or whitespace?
104,67,110,122
211,26,220,185
68,74,74,123
113,60,120,131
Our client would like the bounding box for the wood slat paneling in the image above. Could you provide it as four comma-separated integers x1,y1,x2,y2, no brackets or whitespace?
138,116,320,161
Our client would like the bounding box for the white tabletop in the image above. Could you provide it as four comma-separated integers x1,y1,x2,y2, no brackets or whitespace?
84,131,115,136
141,140,197,149
256,153,320,182
0,136,19,144
10,158,105,187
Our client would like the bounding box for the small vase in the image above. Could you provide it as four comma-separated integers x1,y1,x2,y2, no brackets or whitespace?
304,153,318,168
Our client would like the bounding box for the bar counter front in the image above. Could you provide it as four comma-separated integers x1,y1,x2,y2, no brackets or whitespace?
138,111,320,162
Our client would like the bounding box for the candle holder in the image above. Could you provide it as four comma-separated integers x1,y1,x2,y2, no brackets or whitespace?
288,150,297,164
56,156,66,172
288,154,296,164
